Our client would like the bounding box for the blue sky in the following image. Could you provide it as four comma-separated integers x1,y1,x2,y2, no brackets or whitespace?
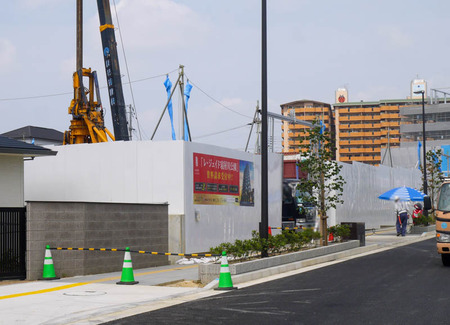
1,0,449,150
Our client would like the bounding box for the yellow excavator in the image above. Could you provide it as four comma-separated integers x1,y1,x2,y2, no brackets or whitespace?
64,0,129,145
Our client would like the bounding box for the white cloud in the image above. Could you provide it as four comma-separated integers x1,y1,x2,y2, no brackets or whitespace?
112,0,211,51
0,39,17,71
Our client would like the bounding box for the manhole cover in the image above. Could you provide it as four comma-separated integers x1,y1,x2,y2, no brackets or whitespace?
64,290,107,296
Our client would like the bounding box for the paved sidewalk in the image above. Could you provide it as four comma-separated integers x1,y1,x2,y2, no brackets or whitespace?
365,226,435,246
0,228,435,325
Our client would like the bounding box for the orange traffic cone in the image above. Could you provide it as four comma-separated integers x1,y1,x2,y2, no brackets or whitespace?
268,227,272,236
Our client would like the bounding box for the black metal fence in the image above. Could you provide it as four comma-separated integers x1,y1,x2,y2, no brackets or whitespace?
0,208,26,280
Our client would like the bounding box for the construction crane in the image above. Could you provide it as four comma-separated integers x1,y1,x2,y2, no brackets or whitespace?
64,0,129,145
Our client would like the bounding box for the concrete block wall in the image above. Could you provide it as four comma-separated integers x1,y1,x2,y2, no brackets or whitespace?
26,201,169,280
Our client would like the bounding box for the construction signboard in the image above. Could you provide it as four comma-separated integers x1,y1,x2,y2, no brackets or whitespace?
193,153,254,206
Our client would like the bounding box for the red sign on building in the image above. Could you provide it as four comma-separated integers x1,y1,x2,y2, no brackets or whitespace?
193,153,254,206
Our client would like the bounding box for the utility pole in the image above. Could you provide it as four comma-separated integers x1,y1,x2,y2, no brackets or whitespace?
245,101,261,154
151,65,191,141
255,109,261,154
381,127,393,167
179,65,187,140
127,105,135,140
260,0,269,258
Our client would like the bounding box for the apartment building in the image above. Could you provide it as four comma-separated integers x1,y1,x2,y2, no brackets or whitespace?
281,81,450,166
400,101,450,143
280,100,334,154
333,99,421,165
281,98,420,165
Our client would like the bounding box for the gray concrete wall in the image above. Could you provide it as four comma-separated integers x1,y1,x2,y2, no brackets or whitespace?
26,201,169,280
168,214,185,264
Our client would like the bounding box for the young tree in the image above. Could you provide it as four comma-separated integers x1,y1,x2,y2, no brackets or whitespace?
422,149,444,216
296,120,345,246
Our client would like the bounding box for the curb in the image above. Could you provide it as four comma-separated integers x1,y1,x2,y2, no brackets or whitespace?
199,240,361,284
228,244,379,286
68,232,436,324
211,231,436,288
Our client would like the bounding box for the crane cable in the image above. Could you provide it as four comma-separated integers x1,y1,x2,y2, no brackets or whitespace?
112,0,143,140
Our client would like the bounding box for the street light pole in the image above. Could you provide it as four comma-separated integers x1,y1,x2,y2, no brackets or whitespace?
414,90,428,196
421,91,428,196
260,0,269,258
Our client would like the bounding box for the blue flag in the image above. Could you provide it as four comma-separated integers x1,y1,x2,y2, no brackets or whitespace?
184,81,193,141
418,141,422,170
164,76,176,140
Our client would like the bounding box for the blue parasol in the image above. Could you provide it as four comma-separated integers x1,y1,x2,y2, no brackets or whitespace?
378,186,426,201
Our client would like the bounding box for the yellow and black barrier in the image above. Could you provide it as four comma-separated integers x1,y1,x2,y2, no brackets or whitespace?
49,247,220,257
129,249,220,257
270,226,303,230
44,245,221,285
52,247,126,252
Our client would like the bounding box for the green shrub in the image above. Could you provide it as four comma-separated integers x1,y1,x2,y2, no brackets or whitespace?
413,213,434,226
209,228,321,260
327,224,350,242
283,229,302,251
209,242,233,256
270,233,288,254
302,228,321,243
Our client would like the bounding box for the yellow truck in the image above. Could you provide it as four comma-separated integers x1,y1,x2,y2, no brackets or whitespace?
434,181,450,266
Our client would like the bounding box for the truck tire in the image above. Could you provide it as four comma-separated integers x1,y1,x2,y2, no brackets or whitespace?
442,254,450,266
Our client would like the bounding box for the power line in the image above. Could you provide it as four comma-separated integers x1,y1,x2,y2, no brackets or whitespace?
186,75,253,119
0,69,178,102
195,123,250,139
0,92,72,101
129,69,178,84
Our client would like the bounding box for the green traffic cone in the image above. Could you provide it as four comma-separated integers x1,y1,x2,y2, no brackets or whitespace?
116,247,139,285
215,251,237,290
41,245,59,280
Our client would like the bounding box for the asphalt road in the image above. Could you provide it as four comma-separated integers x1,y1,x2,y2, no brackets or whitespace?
105,238,449,325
